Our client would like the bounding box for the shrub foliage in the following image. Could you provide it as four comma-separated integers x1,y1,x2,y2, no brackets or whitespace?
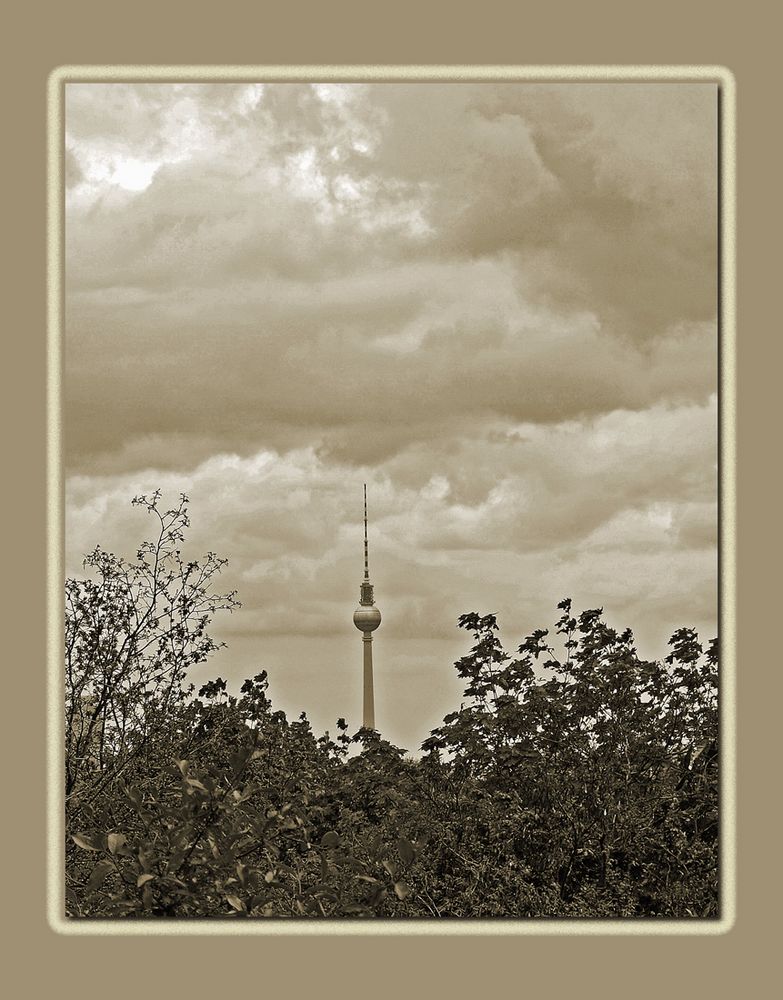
65,494,718,919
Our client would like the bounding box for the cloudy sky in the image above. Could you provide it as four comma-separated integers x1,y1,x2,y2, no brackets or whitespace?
64,80,718,751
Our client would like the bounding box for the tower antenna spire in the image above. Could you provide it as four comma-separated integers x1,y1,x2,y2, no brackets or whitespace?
364,483,369,580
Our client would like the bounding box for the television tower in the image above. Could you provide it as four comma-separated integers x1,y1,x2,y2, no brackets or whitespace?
352,484,381,729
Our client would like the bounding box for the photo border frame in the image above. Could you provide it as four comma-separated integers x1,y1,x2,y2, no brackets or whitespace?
47,63,736,937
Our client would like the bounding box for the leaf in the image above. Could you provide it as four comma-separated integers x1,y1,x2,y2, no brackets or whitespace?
137,849,155,873
72,833,98,852
87,860,114,893
229,750,247,774
368,885,387,907
394,881,411,900
226,894,247,913
137,873,156,888
367,832,384,859
124,785,143,810
107,833,126,855
396,837,415,865
691,742,708,766
321,831,340,849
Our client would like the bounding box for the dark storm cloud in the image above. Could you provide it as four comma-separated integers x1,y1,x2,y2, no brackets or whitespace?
64,81,716,473
64,297,714,473
367,83,717,339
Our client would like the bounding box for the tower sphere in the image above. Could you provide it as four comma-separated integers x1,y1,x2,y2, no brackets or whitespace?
353,605,381,632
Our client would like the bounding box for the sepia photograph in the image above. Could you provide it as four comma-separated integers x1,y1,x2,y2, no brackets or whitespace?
55,71,726,926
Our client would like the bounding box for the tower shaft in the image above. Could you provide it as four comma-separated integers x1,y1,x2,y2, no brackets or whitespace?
362,633,375,730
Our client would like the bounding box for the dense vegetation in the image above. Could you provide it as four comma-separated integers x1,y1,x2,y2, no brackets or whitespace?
65,493,719,919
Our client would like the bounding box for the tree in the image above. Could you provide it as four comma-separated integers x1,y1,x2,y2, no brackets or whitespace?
421,600,719,916
65,491,240,822
65,495,418,918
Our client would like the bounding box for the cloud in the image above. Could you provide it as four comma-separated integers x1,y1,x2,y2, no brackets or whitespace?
64,82,717,475
63,80,719,748
360,83,718,344
66,395,716,641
